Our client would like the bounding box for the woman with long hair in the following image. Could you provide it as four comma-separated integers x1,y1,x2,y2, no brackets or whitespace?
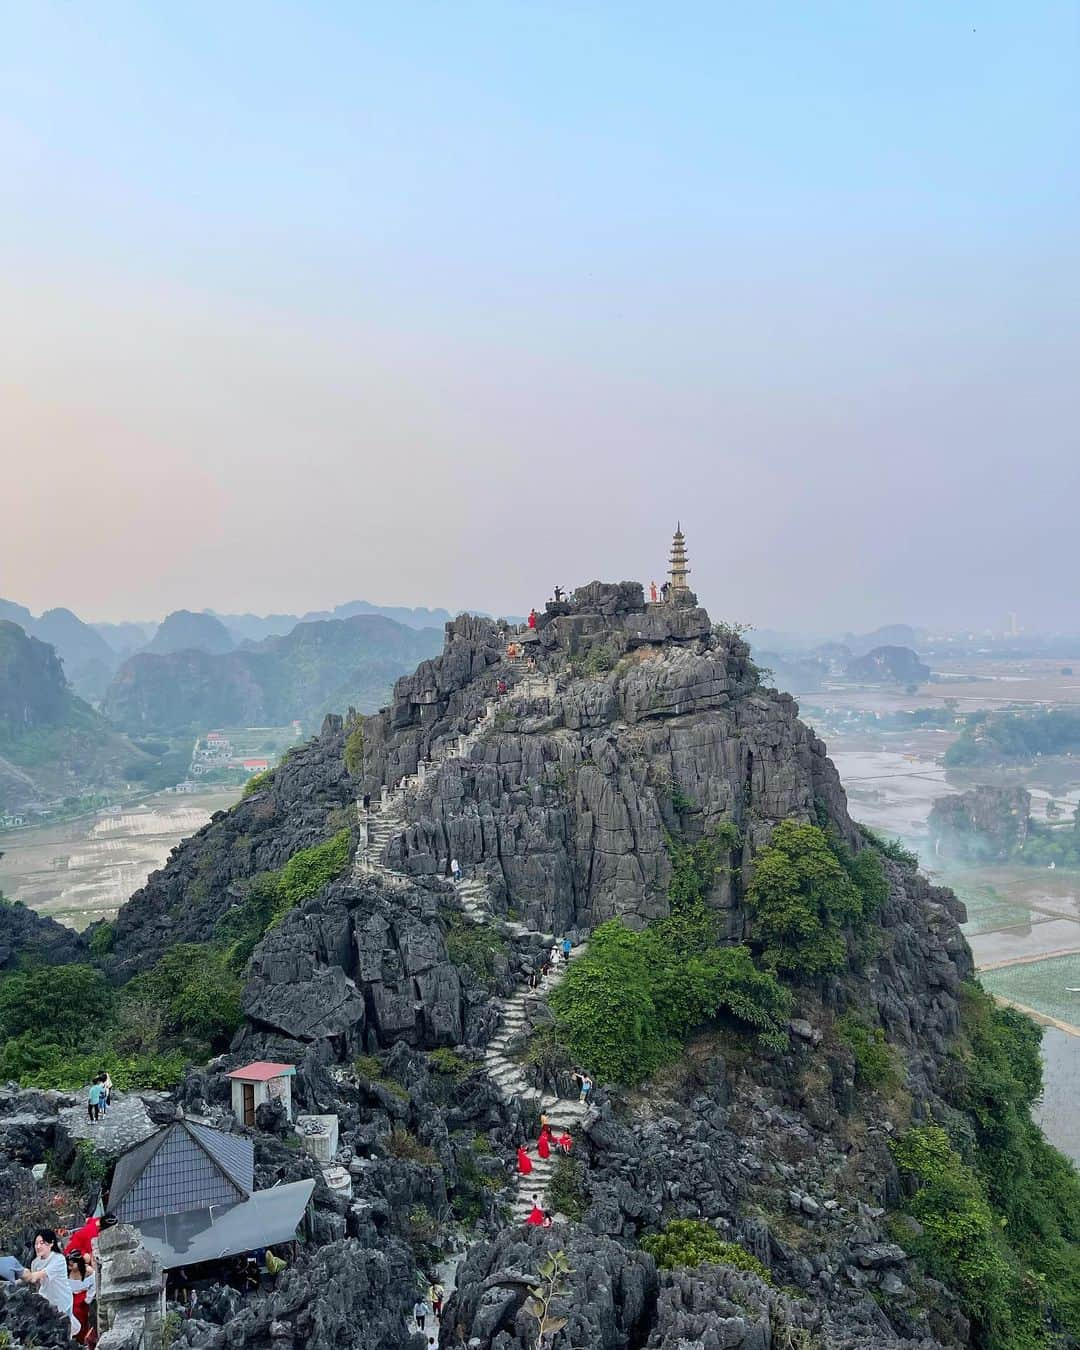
22,1229,78,1335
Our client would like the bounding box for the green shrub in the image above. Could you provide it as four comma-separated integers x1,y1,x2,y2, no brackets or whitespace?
546,1153,587,1221
217,829,353,969
670,781,696,815
87,922,114,957
666,823,741,909
125,945,242,1049
344,721,365,777
746,821,875,978
445,918,506,986
388,1127,439,1167
353,1054,383,1080
835,1011,899,1090
641,1220,770,1280
242,768,273,798
428,1048,470,1080
0,965,113,1044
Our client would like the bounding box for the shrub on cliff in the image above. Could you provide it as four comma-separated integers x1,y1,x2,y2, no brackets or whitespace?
641,1220,770,1280
746,821,885,978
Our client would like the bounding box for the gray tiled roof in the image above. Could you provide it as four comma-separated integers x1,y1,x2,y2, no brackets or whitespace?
110,1121,254,1224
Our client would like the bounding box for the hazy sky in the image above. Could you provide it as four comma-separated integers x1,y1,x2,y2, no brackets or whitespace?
4,2,1078,632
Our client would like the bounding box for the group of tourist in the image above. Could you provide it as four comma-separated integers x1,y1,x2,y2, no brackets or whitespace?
0,1212,110,1342
411,1274,445,1342
85,1072,112,1123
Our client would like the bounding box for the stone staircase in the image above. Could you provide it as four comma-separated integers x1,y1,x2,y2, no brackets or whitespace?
355,651,590,1224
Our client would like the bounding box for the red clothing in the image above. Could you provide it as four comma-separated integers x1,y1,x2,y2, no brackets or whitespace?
66,1217,100,1258
557,1132,573,1153
537,1130,550,1160
525,1205,545,1226
517,1147,533,1175
528,611,537,629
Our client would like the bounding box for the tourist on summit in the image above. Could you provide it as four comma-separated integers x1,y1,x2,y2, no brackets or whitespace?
101,1070,113,1115
517,1145,533,1175
650,581,658,602
429,1280,444,1318
450,858,461,882
22,1230,78,1335
549,943,561,970
413,1296,430,1331
86,1080,102,1123
553,586,563,602
561,936,571,961
525,1196,545,1225
527,966,541,991
528,609,537,629
557,1130,573,1154
497,678,507,696
537,1124,551,1160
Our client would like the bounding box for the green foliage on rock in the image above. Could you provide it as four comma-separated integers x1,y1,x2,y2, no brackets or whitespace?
344,720,365,777
834,1011,899,1090
890,984,1080,1347
444,918,506,987
217,828,353,970
242,768,273,798
746,821,885,978
87,921,114,957
546,1152,587,1221
550,823,790,1083
641,1220,770,1280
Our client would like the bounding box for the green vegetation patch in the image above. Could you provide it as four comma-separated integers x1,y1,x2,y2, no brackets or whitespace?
344,720,365,776
217,827,353,970
241,768,273,798
745,821,886,979
834,1011,900,1090
641,1219,771,1281
946,708,1080,768
890,984,1080,1347
445,917,506,987
545,1153,587,1221
550,825,792,1084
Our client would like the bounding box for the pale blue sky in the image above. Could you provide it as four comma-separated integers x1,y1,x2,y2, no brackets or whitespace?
4,2,1078,630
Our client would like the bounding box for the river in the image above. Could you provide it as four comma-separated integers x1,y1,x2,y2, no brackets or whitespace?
0,787,241,930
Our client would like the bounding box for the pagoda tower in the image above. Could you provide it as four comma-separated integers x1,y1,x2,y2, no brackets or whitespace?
668,523,691,597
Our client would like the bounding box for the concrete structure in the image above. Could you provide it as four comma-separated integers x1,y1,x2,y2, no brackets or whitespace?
95,1224,166,1350
295,1113,339,1164
227,1061,295,1127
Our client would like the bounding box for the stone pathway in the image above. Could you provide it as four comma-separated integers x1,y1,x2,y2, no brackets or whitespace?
353,650,593,1227
58,1089,161,1155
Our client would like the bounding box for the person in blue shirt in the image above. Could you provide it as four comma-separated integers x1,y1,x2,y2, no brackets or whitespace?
561,937,572,960
86,1081,102,1123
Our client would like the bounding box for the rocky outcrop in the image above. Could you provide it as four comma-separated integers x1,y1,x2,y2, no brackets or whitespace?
0,897,88,971
107,715,356,976
175,1238,425,1350
359,586,855,935
928,785,1031,861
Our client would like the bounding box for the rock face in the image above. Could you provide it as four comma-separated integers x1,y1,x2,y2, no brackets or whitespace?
241,873,481,1054
360,584,855,935
107,715,356,976
0,896,88,971
928,785,1031,861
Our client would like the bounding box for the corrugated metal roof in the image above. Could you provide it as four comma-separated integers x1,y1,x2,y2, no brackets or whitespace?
134,1180,315,1270
109,1121,254,1224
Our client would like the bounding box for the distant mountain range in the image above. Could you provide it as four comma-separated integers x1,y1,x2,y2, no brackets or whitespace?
0,620,154,814
0,597,460,703
101,614,443,735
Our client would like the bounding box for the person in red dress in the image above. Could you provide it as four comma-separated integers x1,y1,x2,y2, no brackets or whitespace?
517,1146,533,1175
556,1131,573,1154
537,1125,551,1160
528,609,538,629
525,1197,545,1225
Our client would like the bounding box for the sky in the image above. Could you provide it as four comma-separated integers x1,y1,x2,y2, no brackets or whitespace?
3,1,1078,633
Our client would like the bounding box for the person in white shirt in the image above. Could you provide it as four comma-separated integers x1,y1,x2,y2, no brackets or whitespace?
22,1230,77,1336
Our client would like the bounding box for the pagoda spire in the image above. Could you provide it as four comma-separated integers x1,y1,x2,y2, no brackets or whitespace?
668,523,691,597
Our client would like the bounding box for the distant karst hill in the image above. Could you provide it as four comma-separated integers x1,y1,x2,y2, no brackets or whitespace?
142,608,236,656
0,598,121,702
844,644,930,686
0,620,153,812
102,614,444,734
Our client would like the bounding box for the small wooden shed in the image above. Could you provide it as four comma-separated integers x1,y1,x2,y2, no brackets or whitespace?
226,1061,296,1127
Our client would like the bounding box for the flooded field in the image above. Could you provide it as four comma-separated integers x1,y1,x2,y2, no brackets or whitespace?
827,726,1080,1163
0,788,241,929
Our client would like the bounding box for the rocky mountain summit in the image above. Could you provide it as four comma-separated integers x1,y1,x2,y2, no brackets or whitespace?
1,579,1076,1350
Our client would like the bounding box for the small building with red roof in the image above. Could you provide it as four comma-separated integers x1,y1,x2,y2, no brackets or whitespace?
226,1061,296,1127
